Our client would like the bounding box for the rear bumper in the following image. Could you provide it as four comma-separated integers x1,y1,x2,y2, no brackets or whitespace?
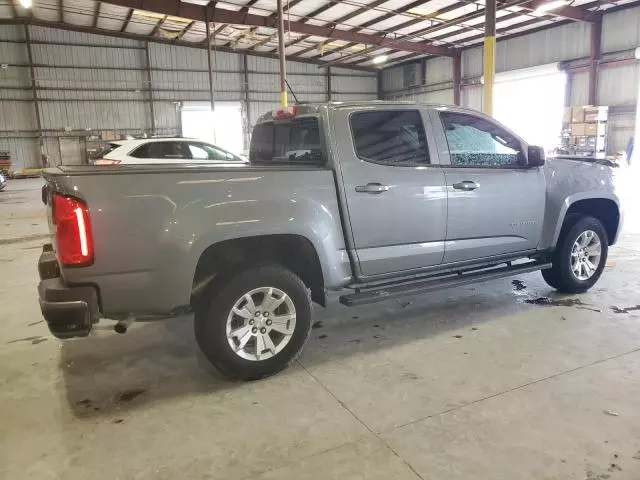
38,245,100,339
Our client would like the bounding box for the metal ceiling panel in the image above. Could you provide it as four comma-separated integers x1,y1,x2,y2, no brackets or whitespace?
32,4,59,22
0,0,629,70
97,3,131,31
311,3,362,23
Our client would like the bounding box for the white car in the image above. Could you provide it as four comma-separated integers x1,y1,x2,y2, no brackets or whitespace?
92,138,247,165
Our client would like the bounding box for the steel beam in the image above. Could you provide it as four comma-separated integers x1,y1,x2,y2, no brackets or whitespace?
205,6,215,112
24,24,42,150
251,32,277,50
588,12,602,105
145,41,156,132
121,8,134,32
150,14,167,36
58,0,64,23
175,20,196,41
453,53,461,105
243,54,251,149
92,2,101,28
104,0,455,56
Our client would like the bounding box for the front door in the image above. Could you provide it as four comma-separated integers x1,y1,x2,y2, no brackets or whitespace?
433,110,545,264
334,107,448,277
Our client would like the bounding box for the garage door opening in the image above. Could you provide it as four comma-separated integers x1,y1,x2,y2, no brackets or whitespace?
491,64,567,153
181,101,244,155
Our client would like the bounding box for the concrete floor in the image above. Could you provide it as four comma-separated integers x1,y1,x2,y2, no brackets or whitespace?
2,177,640,480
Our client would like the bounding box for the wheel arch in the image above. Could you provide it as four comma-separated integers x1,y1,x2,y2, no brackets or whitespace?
553,196,621,247
191,234,326,307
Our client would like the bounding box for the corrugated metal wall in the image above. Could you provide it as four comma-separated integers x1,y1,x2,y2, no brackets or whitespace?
381,5,640,154
0,24,377,169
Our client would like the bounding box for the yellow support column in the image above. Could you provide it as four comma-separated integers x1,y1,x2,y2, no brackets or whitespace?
483,0,496,116
277,0,288,108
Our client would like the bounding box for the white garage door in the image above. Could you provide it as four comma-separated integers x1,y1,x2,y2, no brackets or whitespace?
492,63,567,153
181,101,244,155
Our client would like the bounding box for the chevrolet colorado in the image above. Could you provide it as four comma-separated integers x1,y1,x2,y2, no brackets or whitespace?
37,102,622,380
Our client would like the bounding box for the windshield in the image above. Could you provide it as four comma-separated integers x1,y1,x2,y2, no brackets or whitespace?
249,117,324,165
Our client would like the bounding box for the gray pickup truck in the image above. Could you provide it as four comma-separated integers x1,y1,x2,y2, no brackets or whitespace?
37,101,622,380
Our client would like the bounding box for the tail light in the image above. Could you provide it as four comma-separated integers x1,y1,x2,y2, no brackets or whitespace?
52,193,94,266
93,159,121,165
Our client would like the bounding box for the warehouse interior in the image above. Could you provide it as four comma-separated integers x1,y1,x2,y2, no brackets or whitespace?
1,0,639,168
3,0,640,479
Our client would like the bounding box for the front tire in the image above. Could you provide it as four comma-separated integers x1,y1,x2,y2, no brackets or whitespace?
542,215,608,293
194,265,312,381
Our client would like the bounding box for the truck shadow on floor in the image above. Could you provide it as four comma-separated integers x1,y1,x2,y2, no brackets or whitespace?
58,273,573,419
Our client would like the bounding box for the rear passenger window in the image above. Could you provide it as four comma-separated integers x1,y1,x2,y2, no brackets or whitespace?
439,112,524,167
250,118,323,164
130,142,187,160
350,110,429,166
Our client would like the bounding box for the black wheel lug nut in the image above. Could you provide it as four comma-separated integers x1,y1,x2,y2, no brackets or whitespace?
251,327,257,334
260,327,267,334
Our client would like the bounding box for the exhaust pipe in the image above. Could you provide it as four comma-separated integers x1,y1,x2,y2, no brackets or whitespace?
114,317,135,334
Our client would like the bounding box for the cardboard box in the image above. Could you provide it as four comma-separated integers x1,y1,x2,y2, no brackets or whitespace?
584,106,608,122
101,130,119,141
571,123,587,136
563,107,573,123
571,107,585,123
585,123,605,136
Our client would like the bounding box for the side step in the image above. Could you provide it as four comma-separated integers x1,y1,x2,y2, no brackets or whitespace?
339,261,552,307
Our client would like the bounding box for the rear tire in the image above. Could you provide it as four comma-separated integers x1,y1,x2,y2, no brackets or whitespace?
541,215,608,293
194,265,311,381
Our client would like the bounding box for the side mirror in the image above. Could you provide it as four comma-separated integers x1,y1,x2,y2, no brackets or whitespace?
528,145,546,167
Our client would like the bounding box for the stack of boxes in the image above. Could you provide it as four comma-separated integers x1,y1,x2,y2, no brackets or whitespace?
0,151,11,176
561,106,608,159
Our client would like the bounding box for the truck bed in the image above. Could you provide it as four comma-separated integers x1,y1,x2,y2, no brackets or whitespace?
42,164,350,317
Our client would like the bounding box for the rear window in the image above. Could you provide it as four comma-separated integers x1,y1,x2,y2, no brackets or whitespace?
130,141,187,159
250,117,324,165
89,143,120,160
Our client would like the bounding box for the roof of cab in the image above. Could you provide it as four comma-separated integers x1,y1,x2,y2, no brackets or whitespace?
254,101,464,124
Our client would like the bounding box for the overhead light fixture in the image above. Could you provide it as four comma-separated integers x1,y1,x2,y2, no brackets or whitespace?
19,0,32,8
372,55,388,65
535,0,569,13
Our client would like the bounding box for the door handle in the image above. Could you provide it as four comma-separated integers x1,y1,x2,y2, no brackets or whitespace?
355,183,390,194
452,180,479,191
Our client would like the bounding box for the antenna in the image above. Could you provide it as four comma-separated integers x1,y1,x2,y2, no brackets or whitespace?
285,79,300,104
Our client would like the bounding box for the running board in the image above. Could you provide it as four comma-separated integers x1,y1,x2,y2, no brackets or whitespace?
339,261,552,307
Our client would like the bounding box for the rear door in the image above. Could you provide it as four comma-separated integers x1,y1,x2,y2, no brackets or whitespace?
333,107,448,277
431,109,545,264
